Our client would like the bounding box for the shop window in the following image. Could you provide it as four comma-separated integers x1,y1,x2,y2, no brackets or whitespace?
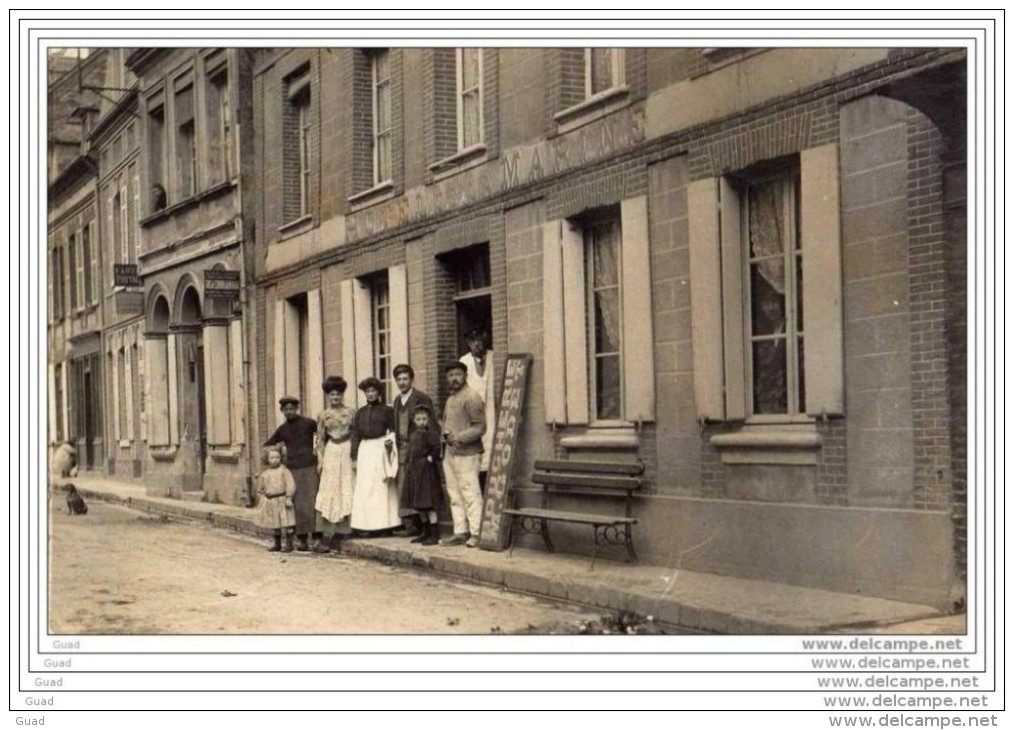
542,198,654,426
456,48,483,151
687,145,843,423
283,65,311,221
206,65,232,185
174,79,197,199
584,215,624,422
372,50,393,186
147,101,167,211
586,48,624,98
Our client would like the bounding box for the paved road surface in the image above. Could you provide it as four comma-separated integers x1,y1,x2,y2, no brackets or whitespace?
48,500,598,635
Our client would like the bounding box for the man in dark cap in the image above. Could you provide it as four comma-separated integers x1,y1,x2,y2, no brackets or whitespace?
439,361,486,547
459,326,496,492
390,363,434,538
264,396,322,552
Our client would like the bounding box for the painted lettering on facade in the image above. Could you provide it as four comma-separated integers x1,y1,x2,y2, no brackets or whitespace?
347,108,646,242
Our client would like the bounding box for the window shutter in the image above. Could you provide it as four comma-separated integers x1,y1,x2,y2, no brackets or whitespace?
687,177,726,420
801,143,844,416
203,326,229,445
541,220,567,424
132,167,141,260
387,265,409,370
283,299,300,405
166,333,180,444
719,178,746,420
352,279,375,407
306,288,325,419
339,279,358,403
229,320,245,446
273,298,287,422
48,365,58,443
120,183,129,265
112,345,121,441
620,195,655,423
124,341,135,441
561,220,589,425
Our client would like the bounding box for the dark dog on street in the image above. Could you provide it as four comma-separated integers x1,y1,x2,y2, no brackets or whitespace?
65,484,88,515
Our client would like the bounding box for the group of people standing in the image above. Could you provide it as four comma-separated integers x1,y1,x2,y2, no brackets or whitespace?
255,328,496,553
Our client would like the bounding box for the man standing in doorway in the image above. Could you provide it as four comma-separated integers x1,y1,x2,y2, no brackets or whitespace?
264,396,324,553
390,363,434,538
459,327,496,492
439,362,486,547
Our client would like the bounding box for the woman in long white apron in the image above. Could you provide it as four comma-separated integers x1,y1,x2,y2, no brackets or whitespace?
350,377,400,534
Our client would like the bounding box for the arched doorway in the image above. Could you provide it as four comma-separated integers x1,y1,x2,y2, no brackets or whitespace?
176,283,207,487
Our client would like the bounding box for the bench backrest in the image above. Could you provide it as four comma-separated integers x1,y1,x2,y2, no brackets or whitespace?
532,459,644,494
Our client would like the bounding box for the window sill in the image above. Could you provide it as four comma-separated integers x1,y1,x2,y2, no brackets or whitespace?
347,180,395,211
560,427,639,450
710,426,822,466
554,85,630,134
140,180,236,227
277,214,315,240
149,444,178,462
428,144,488,181
209,446,243,463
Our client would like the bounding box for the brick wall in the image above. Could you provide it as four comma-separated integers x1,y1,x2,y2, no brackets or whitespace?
906,109,951,511
503,199,555,475
647,153,701,493
499,49,548,151
424,48,458,166
402,50,427,191
840,94,915,506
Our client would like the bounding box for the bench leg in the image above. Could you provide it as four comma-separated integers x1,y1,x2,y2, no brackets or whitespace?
624,523,637,563
540,518,554,554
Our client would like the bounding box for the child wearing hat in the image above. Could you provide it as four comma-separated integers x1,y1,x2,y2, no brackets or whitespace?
255,444,296,552
405,403,443,545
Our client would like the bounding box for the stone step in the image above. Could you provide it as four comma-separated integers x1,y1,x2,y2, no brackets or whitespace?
180,490,206,502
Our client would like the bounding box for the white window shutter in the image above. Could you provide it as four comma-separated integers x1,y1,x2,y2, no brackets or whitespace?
352,279,374,408
306,288,325,418
48,365,58,443
620,196,655,423
229,320,245,446
112,347,122,441
273,297,287,423
147,337,170,446
283,299,300,405
687,177,726,421
123,343,134,441
719,178,746,420
541,220,567,425
561,220,589,425
801,143,845,416
339,279,358,402
388,265,409,370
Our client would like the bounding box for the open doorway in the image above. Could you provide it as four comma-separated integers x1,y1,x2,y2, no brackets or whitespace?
445,243,493,356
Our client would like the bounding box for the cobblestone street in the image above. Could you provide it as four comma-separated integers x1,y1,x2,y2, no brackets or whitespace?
48,499,600,635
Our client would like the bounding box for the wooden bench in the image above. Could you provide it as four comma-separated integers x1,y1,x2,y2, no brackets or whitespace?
503,459,643,567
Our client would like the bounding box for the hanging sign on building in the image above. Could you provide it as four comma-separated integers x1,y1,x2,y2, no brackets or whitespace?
204,269,241,299
113,264,142,288
478,353,533,551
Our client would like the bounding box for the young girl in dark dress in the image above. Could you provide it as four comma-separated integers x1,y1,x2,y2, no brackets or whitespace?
405,405,443,546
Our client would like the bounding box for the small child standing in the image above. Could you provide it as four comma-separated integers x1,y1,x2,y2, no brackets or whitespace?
405,405,443,546
256,444,296,552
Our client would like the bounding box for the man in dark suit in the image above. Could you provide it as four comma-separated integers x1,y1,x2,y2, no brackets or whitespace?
390,364,435,537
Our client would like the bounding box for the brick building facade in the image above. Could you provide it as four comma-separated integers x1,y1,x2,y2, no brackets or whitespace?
247,47,967,610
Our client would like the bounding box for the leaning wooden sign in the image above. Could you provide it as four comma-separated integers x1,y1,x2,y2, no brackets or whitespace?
478,353,533,551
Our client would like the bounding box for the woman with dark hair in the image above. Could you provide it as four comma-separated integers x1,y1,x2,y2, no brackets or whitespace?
349,377,400,535
313,375,356,551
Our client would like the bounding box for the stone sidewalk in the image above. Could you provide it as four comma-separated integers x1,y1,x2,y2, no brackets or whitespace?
65,475,964,635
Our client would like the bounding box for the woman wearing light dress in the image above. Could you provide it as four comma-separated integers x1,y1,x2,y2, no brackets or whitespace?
313,376,356,552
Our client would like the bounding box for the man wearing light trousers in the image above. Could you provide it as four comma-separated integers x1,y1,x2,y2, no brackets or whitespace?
439,361,486,548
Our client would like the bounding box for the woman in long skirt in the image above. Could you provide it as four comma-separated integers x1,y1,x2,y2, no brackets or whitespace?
350,377,400,534
314,376,356,551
